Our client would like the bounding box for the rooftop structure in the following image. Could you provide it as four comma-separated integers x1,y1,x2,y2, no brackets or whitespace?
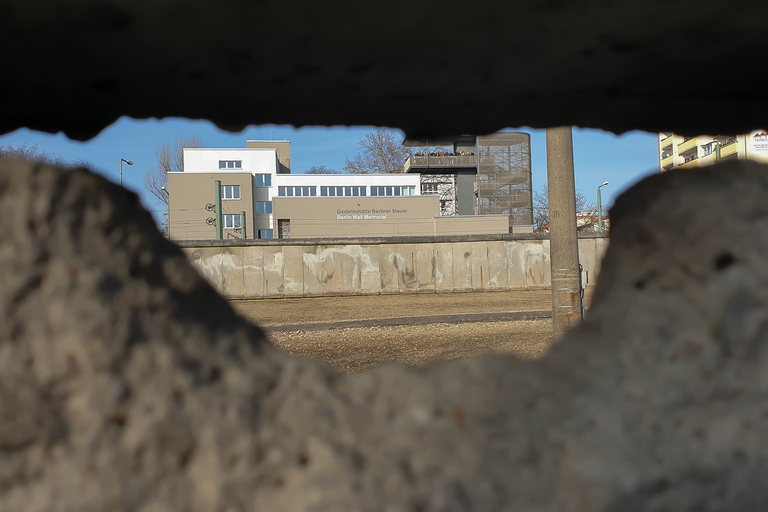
402,133,533,228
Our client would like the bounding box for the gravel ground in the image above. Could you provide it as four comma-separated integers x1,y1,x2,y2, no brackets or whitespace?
232,289,558,373
267,319,553,373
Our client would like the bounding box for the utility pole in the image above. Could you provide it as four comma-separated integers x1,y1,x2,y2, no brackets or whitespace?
241,210,246,240
546,127,582,336
215,180,223,240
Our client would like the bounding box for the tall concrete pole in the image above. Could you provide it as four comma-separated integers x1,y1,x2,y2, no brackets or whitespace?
546,127,582,336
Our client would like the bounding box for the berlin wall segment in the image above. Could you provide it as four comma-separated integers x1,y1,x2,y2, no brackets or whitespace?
180,234,608,299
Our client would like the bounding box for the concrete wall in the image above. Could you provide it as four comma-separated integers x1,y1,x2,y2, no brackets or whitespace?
179,234,609,299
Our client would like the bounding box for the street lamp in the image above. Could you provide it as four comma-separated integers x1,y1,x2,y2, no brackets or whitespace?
597,181,609,232
711,140,721,163
120,158,133,186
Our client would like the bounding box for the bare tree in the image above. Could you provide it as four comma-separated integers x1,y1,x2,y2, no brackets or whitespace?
533,184,599,231
305,165,340,174
0,143,89,168
144,136,202,205
343,128,412,174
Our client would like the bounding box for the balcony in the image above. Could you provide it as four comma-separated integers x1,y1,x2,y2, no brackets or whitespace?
679,157,700,169
660,136,673,149
677,137,699,154
404,155,478,173
720,142,739,158
661,155,674,168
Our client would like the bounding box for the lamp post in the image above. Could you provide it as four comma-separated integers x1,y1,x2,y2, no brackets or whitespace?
712,140,721,163
120,158,133,186
597,181,609,232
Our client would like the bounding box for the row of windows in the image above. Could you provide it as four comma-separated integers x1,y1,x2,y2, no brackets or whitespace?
279,186,317,197
222,181,416,199
219,160,242,169
371,186,417,197
277,185,416,197
321,186,367,197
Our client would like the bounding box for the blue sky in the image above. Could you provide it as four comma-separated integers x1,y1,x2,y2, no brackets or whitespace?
0,117,659,221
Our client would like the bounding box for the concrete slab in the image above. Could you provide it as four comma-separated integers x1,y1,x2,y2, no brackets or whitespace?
281,245,306,297
360,245,382,293
300,245,325,297
242,246,265,297
451,242,473,291
525,240,551,288
321,245,350,296
485,241,510,291
433,243,454,292
378,245,401,293
506,241,528,290
262,246,285,297
339,245,363,293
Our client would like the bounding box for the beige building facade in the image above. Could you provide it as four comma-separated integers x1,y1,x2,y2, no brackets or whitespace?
272,196,509,238
167,140,516,241
168,172,257,240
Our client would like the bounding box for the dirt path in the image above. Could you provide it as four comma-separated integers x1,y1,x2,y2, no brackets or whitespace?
231,289,554,326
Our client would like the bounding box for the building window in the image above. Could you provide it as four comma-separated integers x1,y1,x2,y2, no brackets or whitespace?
219,160,242,170
422,183,438,194
323,185,367,196
278,219,291,239
255,174,272,187
223,214,242,229
221,185,241,200
258,229,274,239
371,186,411,197
279,186,317,197
256,201,273,214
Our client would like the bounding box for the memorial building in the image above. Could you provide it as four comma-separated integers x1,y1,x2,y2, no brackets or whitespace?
166,139,523,240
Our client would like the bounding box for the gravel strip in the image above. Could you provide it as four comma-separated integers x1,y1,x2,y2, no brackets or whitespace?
264,309,552,333
267,318,553,374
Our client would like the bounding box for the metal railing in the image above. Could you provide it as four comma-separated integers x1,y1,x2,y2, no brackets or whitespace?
405,155,478,171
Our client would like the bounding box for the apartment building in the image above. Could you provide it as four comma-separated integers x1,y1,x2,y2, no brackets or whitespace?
658,130,768,171
166,140,510,240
